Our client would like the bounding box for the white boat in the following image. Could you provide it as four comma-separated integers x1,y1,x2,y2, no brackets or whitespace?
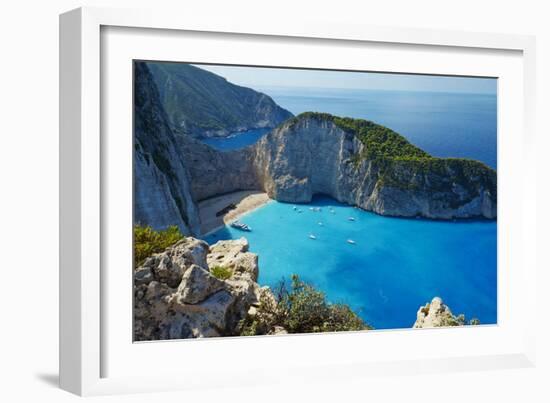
293,206,297,210
347,239,356,245
318,222,323,226
329,209,335,214
231,221,252,231
348,217,356,221
309,207,314,211
309,234,317,240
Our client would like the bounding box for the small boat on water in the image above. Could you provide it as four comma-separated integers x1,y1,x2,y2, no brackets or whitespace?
309,207,314,211
329,209,335,214
318,222,323,226
231,221,252,232
309,234,317,240
347,239,356,245
293,206,297,211
348,217,356,222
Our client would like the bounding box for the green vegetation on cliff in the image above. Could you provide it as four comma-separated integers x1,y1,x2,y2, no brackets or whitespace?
289,112,496,201
240,274,371,335
210,266,233,280
134,224,184,265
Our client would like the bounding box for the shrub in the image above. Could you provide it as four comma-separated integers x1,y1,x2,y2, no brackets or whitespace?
239,274,371,335
134,224,184,266
210,266,233,280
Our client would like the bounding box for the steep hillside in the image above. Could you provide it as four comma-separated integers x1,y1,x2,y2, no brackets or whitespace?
145,62,293,138
134,62,200,234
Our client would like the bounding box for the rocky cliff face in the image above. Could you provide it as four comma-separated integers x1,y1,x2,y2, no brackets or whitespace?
134,66,496,235
146,62,293,138
178,136,260,201
134,62,201,234
252,113,497,219
134,237,277,340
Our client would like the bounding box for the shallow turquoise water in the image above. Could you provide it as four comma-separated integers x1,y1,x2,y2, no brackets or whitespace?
204,195,497,330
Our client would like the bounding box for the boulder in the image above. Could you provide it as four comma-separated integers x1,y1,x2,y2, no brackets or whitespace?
175,264,225,304
138,238,209,288
207,238,259,281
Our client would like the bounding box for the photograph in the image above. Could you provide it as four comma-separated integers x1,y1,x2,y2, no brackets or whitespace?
132,60,497,341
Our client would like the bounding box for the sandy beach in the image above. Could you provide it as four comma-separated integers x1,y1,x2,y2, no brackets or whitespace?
198,190,271,235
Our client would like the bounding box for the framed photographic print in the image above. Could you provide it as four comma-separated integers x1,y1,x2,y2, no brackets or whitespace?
60,7,537,396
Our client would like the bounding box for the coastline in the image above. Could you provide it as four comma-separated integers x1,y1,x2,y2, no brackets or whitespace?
198,190,272,236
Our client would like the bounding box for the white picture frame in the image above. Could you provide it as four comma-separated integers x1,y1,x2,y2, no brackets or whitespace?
59,6,537,396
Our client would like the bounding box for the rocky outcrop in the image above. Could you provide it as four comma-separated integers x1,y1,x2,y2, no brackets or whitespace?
134,237,279,340
251,113,497,219
146,62,293,138
207,238,259,282
413,297,478,328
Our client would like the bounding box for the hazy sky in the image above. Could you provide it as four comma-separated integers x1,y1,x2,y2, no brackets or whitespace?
196,64,497,94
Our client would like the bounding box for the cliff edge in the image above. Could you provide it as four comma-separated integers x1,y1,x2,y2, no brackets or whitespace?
252,113,497,219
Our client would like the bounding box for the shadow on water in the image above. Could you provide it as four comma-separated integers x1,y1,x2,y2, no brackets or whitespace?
203,226,234,244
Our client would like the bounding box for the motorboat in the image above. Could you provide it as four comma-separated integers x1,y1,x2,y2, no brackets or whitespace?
347,239,356,245
309,234,317,240
231,221,252,231
347,217,356,221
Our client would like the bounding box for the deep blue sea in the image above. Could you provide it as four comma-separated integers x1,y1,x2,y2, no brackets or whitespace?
204,87,497,169
202,128,271,151
202,87,497,330
205,196,497,330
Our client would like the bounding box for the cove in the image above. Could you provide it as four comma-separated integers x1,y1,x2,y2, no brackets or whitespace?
201,128,271,151
204,195,497,330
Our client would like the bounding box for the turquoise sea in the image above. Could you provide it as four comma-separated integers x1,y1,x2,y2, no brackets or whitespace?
202,87,497,330
205,196,497,330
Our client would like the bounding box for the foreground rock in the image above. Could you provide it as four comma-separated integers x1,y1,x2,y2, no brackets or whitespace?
206,238,259,281
413,297,478,328
134,237,279,340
